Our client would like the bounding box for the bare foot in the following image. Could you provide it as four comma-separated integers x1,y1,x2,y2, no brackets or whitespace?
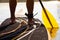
10,17,16,24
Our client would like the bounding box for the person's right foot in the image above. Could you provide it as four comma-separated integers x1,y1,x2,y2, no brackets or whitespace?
27,25,34,31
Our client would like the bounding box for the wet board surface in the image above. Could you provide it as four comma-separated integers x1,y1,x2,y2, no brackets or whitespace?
0,17,48,40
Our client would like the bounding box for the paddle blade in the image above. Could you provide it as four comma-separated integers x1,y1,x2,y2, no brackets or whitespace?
42,9,59,28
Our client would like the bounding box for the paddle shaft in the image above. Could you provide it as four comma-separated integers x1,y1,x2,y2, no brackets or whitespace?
39,0,53,29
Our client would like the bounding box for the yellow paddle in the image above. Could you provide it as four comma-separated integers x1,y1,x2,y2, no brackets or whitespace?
39,0,59,29
42,9,59,38
39,0,59,38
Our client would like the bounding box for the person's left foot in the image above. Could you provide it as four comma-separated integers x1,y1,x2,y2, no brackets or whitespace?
10,17,16,24
0,18,16,31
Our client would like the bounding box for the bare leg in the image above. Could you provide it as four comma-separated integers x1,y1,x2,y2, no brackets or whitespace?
26,0,34,26
9,0,17,23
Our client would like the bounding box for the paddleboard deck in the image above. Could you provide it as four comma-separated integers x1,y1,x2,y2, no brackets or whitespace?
0,17,48,40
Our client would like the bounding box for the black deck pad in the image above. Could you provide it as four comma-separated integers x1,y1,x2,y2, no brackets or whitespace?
0,17,48,40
